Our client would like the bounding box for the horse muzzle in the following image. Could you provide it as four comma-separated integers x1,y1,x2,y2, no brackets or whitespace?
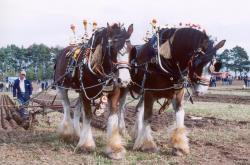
117,78,131,88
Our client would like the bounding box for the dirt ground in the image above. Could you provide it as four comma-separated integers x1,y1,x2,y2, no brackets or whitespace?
192,93,250,105
0,83,250,165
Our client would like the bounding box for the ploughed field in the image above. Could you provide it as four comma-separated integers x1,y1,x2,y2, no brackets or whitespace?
0,81,250,165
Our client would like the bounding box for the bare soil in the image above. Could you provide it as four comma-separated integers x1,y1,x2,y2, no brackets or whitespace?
192,94,250,105
1,107,249,165
1,85,250,164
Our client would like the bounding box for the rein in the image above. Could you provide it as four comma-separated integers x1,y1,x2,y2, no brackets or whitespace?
112,61,131,72
193,73,210,86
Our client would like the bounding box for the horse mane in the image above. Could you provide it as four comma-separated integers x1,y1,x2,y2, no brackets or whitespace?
169,28,209,73
159,28,177,44
89,23,127,74
171,28,208,60
87,28,107,74
134,28,209,73
88,23,122,74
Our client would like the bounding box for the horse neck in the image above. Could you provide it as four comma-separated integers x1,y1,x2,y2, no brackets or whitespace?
172,33,204,72
135,44,155,64
126,41,133,52
172,51,193,72
101,48,113,74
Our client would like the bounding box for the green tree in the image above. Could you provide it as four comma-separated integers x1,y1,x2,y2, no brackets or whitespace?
0,43,63,80
218,46,250,76
230,46,249,76
217,49,232,71
26,44,54,80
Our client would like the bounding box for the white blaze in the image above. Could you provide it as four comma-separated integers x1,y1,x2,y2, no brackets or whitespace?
193,62,212,95
117,52,131,87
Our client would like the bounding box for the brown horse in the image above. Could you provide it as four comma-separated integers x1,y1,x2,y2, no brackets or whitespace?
118,27,225,155
54,23,133,159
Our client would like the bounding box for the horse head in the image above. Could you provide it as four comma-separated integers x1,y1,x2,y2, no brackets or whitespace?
156,27,225,95
189,39,226,95
88,23,133,88
107,23,133,88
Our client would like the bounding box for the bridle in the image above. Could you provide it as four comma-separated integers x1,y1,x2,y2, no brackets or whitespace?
111,40,132,73
188,50,218,86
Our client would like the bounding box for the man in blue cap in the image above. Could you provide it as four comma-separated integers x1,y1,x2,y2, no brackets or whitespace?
13,70,33,119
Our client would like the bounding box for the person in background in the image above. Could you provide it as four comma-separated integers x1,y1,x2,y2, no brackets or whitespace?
41,82,45,90
13,70,33,119
0,83,3,92
243,75,248,87
45,81,48,89
228,75,233,85
209,76,216,87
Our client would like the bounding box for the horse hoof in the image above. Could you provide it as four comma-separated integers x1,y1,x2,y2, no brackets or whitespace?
59,133,74,142
75,144,95,153
72,132,80,141
135,140,158,153
106,148,126,160
58,123,74,142
73,135,80,142
172,147,189,156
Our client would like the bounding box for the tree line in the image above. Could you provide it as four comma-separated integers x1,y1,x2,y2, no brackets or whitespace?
217,46,250,76
0,44,62,81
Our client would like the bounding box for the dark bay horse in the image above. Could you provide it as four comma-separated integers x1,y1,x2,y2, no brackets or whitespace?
54,23,133,159
119,27,225,155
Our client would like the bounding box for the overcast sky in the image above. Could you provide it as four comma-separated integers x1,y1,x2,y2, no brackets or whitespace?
1,0,250,55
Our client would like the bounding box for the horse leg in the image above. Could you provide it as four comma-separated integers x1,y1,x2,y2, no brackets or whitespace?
131,96,144,141
133,93,158,152
73,98,82,139
169,89,190,156
105,87,126,160
118,88,128,137
75,95,95,152
57,88,74,142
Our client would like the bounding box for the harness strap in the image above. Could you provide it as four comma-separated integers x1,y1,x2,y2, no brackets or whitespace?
158,99,172,114
193,72,210,86
129,63,148,99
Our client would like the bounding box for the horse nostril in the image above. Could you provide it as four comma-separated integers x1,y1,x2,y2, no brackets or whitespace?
123,81,128,85
117,78,122,84
121,81,129,87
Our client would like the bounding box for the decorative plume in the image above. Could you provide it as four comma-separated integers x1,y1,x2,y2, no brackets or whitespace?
70,24,76,34
93,21,97,30
151,19,157,28
83,20,88,31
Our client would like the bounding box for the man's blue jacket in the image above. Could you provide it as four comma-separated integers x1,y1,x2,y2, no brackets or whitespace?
13,79,32,98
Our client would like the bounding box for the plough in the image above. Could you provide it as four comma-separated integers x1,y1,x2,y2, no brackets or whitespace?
0,92,79,130
0,88,109,131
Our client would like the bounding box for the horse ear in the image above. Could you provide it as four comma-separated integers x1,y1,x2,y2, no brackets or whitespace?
214,40,226,50
107,23,112,33
127,24,134,37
